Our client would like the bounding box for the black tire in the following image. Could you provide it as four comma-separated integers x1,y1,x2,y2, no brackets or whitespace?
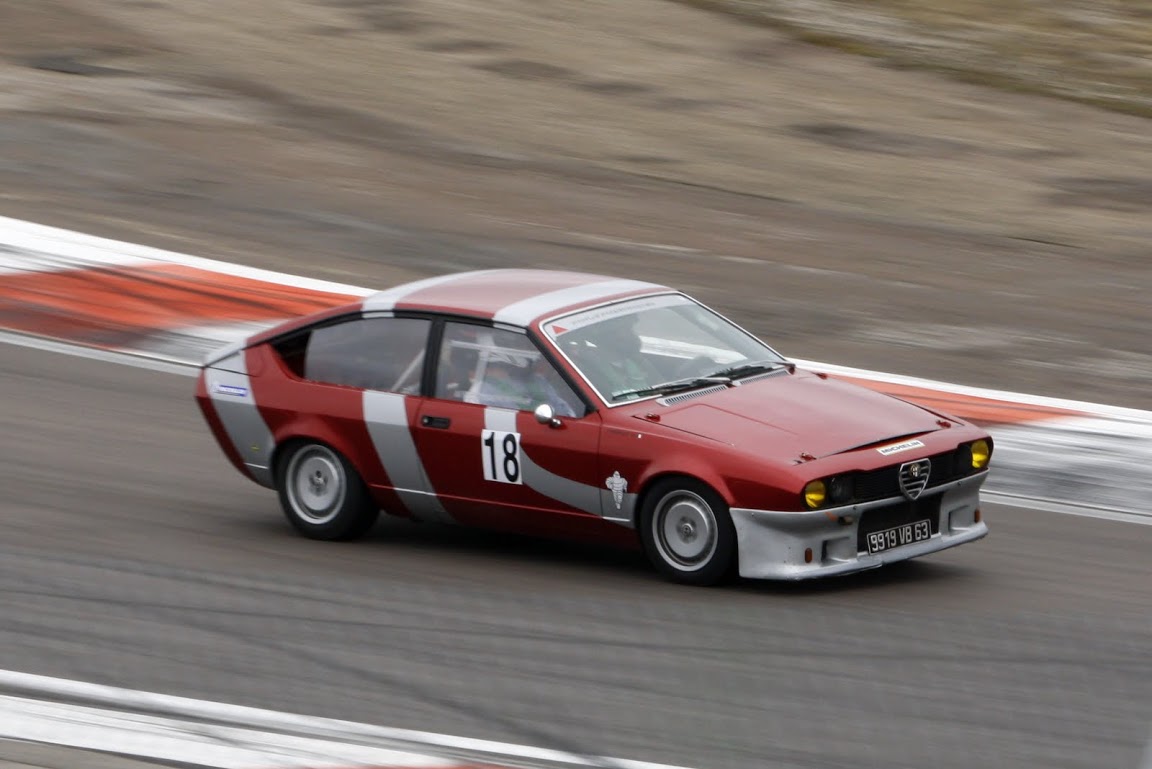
275,441,378,541
638,477,737,586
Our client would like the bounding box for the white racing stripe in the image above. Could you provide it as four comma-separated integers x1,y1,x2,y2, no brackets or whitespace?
364,391,454,523
493,279,661,326
362,270,499,312
203,350,277,488
0,670,698,769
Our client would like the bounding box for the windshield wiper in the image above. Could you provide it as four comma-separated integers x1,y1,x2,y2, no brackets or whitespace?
706,359,794,380
611,375,732,401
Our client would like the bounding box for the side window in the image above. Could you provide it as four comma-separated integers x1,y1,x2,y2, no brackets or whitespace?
435,323,583,417
300,317,430,393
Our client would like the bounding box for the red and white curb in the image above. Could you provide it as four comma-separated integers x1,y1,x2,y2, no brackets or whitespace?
0,670,692,769
0,213,1148,524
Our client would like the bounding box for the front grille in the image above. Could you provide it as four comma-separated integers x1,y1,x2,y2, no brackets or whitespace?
856,496,941,552
853,466,899,501
844,447,976,504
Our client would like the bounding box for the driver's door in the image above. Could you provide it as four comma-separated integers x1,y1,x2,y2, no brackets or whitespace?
411,321,607,537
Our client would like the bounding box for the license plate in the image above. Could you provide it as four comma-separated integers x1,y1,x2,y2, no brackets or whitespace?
865,519,932,554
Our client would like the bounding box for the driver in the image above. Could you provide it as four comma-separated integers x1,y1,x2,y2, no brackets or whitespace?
524,355,581,417
472,355,581,417
575,315,659,399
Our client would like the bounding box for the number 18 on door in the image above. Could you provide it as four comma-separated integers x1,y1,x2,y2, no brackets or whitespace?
482,430,522,484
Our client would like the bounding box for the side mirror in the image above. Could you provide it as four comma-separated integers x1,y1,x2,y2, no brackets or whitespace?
533,403,562,428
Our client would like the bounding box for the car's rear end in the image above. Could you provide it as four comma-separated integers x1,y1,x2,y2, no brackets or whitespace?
195,339,278,488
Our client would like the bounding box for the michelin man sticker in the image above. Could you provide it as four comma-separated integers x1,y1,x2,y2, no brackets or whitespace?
605,471,628,510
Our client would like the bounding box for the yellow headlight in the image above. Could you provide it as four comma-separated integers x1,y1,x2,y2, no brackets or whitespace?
804,479,827,509
971,439,990,469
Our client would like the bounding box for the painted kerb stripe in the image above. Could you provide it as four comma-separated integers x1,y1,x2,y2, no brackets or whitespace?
0,669,699,769
0,215,1148,522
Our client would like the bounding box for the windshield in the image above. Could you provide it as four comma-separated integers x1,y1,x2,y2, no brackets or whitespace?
543,293,787,404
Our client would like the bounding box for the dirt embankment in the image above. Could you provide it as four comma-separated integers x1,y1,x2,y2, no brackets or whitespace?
676,0,1152,117
0,0,1150,405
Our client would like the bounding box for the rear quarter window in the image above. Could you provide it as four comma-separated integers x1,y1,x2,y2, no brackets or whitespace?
274,317,431,393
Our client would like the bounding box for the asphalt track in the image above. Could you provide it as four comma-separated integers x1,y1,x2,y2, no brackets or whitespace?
2,1,1152,766
2,343,1150,769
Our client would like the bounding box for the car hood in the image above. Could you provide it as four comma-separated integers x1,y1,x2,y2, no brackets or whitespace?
643,370,947,459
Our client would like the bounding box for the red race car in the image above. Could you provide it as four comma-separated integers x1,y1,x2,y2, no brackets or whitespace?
196,269,991,584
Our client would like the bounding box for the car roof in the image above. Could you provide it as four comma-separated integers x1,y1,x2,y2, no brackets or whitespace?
361,268,669,326
213,269,670,367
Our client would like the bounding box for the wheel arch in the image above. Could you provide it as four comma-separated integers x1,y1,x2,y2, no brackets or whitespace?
632,471,739,585
631,470,732,529
271,433,380,541
269,432,363,485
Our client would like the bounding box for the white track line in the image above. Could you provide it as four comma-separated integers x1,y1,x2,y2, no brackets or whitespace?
0,214,374,295
0,329,197,376
984,492,1152,526
789,357,1152,423
0,670,697,769
2,696,458,769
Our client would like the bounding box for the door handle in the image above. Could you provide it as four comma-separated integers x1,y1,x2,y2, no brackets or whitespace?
421,415,451,429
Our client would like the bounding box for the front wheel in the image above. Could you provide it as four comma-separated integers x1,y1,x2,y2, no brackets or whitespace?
276,442,378,541
639,478,736,586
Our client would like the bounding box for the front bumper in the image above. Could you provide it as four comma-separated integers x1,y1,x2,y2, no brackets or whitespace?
730,472,989,580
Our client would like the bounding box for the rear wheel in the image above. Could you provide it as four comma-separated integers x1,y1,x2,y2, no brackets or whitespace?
639,478,736,586
276,442,378,540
